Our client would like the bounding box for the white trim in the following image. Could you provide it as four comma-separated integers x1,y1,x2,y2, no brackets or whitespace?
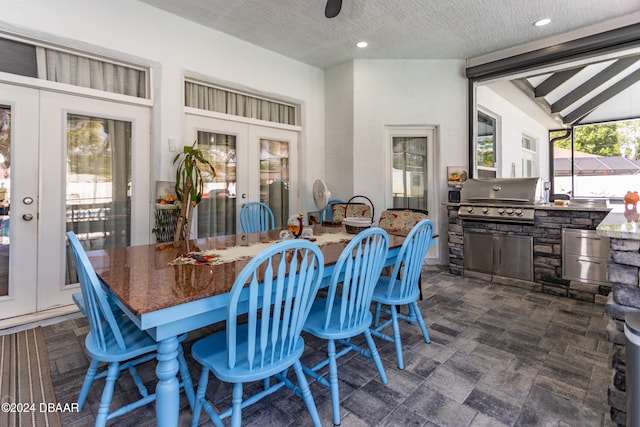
0,71,153,107
184,106,301,132
0,305,81,333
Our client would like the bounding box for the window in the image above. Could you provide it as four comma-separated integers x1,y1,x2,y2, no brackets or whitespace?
185,80,298,125
0,38,37,78
521,134,537,178
522,135,536,151
476,110,497,178
552,119,640,198
391,136,427,210
0,34,149,98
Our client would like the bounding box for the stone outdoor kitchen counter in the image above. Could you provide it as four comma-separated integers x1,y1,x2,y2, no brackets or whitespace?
596,203,640,425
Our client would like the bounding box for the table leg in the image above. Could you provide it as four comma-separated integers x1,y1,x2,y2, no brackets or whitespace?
156,336,180,427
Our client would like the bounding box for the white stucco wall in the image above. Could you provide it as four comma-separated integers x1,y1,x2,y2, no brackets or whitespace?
324,62,355,199
477,85,552,180
350,60,467,263
1,0,326,215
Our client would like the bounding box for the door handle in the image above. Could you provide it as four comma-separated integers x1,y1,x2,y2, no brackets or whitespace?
22,213,33,221
241,193,247,199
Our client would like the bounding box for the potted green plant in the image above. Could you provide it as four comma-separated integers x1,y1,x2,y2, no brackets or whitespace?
173,141,216,241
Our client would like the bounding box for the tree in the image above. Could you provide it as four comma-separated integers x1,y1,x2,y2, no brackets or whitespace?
573,123,620,156
552,120,640,158
173,142,216,242
618,120,640,159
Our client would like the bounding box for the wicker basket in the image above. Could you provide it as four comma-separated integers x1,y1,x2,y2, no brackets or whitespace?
342,195,374,234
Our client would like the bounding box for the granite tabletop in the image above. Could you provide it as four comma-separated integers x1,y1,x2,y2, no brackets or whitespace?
597,204,640,240
87,225,407,315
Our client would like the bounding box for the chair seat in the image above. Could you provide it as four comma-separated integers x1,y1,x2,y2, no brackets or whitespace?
378,209,428,236
192,322,305,383
372,276,420,306
303,297,372,339
85,314,187,363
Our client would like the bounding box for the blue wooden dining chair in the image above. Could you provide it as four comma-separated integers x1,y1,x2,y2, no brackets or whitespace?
190,239,324,427
302,227,389,426
370,219,436,369
320,198,344,223
239,201,275,233
66,232,195,427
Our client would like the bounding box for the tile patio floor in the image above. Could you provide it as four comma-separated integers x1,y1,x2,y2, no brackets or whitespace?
43,266,612,426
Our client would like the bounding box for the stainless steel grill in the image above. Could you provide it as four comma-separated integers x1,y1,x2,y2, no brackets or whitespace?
458,178,540,223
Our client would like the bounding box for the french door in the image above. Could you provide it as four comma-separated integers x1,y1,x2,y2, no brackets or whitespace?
0,83,150,320
0,84,39,318
185,112,300,236
385,125,440,261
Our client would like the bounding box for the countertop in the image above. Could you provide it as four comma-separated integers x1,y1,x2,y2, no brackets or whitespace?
597,204,640,240
445,201,612,212
535,203,611,211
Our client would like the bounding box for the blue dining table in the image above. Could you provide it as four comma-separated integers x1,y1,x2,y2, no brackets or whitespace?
86,225,406,427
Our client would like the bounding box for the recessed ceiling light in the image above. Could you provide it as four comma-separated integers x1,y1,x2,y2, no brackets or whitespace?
534,18,551,27
356,41,368,48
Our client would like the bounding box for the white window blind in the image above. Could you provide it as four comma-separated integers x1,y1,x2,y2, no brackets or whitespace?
0,34,148,98
185,80,297,126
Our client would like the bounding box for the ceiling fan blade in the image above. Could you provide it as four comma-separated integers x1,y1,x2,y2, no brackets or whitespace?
325,0,342,18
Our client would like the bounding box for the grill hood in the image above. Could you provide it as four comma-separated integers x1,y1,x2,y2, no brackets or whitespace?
460,178,540,205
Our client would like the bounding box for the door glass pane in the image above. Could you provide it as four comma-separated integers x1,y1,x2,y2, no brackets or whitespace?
66,114,131,284
197,131,236,237
392,137,427,210
0,106,11,297
260,139,289,228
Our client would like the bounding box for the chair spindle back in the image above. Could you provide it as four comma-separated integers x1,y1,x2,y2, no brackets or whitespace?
239,202,275,233
67,231,127,352
226,239,324,370
323,228,389,330
383,219,434,299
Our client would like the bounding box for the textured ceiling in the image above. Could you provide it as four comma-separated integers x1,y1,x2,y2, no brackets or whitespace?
138,0,640,69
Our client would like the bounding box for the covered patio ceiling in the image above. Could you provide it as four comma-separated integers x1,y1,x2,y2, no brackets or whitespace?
513,52,640,127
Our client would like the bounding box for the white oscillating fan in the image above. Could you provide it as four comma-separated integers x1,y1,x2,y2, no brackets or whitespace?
312,179,331,213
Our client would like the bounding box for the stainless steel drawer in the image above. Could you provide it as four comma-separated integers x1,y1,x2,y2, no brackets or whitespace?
562,229,610,258
563,253,608,284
